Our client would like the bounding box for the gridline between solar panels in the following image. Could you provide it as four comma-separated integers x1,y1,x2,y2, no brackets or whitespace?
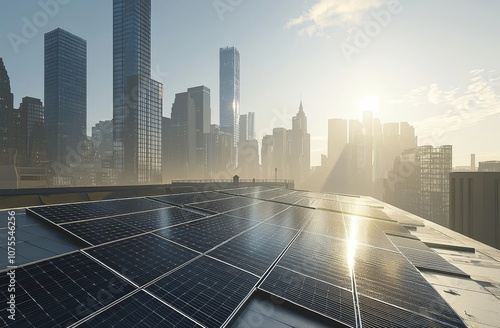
150,191,234,206
86,234,199,286
189,196,262,214
354,245,465,327
147,256,259,328
207,223,297,276
0,252,135,328
224,202,290,222
28,197,171,224
75,291,202,328
259,265,356,328
155,214,259,252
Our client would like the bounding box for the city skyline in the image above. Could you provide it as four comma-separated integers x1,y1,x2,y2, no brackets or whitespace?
2,1,500,167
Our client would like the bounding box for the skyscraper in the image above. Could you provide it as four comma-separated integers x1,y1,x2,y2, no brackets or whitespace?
44,28,87,164
247,112,255,140
219,46,240,168
19,97,48,167
170,86,210,179
0,58,14,164
113,0,162,184
290,101,310,185
239,114,248,142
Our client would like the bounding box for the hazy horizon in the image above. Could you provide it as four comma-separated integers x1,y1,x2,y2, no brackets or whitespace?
2,0,500,167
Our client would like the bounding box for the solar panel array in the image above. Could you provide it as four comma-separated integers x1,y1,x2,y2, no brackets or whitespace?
2,188,467,327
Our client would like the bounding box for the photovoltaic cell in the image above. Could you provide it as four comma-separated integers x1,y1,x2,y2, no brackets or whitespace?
344,215,399,251
388,235,469,277
259,266,356,328
244,189,296,200
147,256,259,328
155,215,259,252
224,202,289,221
76,291,202,328
86,234,199,286
358,294,465,328
208,223,297,276
354,245,465,327
272,194,305,205
277,232,352,290
0,252,135,328
222,186,273,195
303,211,346,239
150,192,233,206
63,218,144,245
189,197,261,213
28,198,170,224
112,207,205,232
264,206,315,230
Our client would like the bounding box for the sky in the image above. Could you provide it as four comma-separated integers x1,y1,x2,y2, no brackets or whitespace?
1,0,500,167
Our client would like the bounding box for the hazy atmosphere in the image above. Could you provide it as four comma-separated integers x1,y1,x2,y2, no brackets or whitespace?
2,0,500,167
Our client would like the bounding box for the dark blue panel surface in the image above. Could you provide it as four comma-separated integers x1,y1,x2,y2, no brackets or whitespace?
208,223,297,276
225,202,289,221
150,192,234,206
86,234,198,286
113,207,205,232
63,218,144,245
77,291,202,328
260,266,356,328
264,206,315,230
155,215,258,252
147,256,258,328
0,252,135,328
190,197,261,214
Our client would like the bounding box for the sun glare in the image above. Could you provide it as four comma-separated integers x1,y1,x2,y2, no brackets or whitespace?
358,94,380,114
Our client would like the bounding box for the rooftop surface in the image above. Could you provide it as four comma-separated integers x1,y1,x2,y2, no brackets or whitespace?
1,186,499,327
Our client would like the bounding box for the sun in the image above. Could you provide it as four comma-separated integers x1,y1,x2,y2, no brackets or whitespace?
358,94,380,114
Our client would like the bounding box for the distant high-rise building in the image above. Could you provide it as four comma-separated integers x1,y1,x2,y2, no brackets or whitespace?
238,139,260,179
91,120,113,163
19,97,48,167
170,86,211,179
449,171,500,249
247,112,255,140
205,124,232,178
478,161,500,172
161,117,172,182
44,28,87,165
290,101,310,185
113,0,162,184
328,119,348,167
273,127,288,180
239,114,248,142
219,46,240,168
385,145,452,227
261,135,274,179
0,58,14,164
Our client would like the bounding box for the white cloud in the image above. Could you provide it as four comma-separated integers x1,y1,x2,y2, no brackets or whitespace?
398,70,500,144
286,0,394,36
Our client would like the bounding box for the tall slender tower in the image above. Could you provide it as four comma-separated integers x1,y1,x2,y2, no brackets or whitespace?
219,46,240,168
291,101,310,185
0,58,14,164
44,28,87,164
113,0,162,184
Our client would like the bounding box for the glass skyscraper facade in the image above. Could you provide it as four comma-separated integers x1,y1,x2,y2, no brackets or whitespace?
44,28,87,164
113,0,162,184
0,58,14,164
219,46,240,168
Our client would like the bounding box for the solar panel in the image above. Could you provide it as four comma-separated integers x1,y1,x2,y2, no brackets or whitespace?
189,197,261,213
86,234,199,286
358,294,465,328
112,207,205,232
303,211,346,239
276,232,352,290
344,215,399,251
0,252,135,328
63,218,144,245
207,223,297,276
388,235,469,277
244,189,296,200
76,291,201,327
271,194,305,205
264,206,315,230
150,191,234,206
259,266,356,328
147,256,259,328
221,186,273,195
155,215,259,252
224,202,289,221
354,245,465,327
28,197,170,224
